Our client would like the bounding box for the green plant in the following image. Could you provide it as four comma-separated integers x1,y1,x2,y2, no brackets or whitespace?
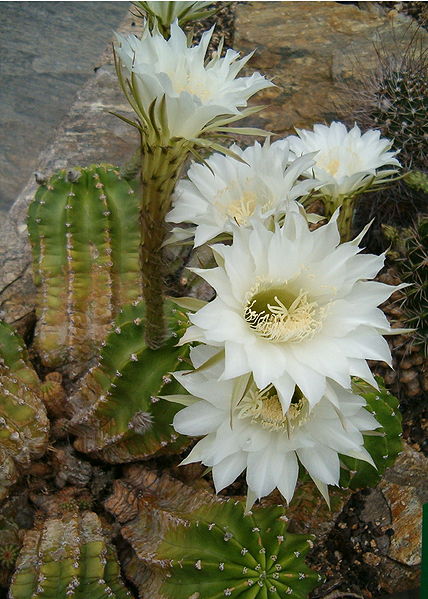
9,511,132,599
71,301,190,462
158,500,320,598
0,322,49,501
27,164,142,376
339,378,402,490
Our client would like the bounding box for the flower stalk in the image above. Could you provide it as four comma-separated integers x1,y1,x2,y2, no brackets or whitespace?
139,138,189,348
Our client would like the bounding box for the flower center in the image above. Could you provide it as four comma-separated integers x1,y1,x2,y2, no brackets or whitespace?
244,284,324,343
215,182,274,226
238,386,309,433
168,70,213,101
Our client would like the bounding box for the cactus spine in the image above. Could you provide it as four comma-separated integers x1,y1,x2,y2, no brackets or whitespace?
9,511,132,599
0,322,48,501
27,164,142,376
71,301,190,462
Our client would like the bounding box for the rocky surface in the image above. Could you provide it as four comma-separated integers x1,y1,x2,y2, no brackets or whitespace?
234,1,427,136
0,2,129,212
0,11,140,336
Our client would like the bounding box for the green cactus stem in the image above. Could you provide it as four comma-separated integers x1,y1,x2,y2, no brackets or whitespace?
27,164,142,376
339,378,402,490
71,300,190,463
139,139,190,349
323,194,357,242
9,511,132,599
0,322,48,502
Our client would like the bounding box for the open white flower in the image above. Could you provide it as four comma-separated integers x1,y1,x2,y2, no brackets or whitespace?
288,121,400,199
171,346,379,505
115,21,273,139
180,211,404,410
166,140,316,246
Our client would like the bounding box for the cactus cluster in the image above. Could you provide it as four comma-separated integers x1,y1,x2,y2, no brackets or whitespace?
0,322,48,502
339,379,402,490
9,511,132,599
27,164,142,377
71,301,190,462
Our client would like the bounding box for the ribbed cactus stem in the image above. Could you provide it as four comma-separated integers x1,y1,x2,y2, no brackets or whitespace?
323,195,356,242
140,140,188,349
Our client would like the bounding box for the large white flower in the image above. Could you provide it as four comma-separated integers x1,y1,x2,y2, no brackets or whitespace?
166,140,316,247
180,211,404,410
288,121,400,199
171,346,379,505
115,22,273,139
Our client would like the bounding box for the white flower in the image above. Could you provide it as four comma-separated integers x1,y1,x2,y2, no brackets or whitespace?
172,346,380,505
166,140,316,247
115,22,273,139
288,122,400,199
180,211,404,411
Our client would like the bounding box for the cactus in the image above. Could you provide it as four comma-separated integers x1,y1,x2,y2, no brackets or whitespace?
158,500,320,599
105,465,321,599
399,215,428,354
71,300,190,462
340,32,427,252
0,322,48,501
339,378,402,490
404,170,428,194
342,33,427,170
27,164,142,376
9,511,133,599
0,512,22,586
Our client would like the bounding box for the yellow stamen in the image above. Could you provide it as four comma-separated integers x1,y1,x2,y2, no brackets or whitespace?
238,386,309,434
244,284,324,343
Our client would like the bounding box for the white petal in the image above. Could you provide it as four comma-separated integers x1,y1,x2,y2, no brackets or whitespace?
212,452,247,492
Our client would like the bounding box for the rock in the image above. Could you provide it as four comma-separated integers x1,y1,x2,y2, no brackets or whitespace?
0,11,140,335
380,481,422,566
234,1,427,135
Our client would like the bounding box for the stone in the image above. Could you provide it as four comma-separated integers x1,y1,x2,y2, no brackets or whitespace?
233,1,427,135
0,11,140,334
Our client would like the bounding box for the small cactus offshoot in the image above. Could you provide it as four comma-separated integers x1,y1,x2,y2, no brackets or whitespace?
71,301,190,462
340,378,402,490
27,164,142,377
0,322,48,501
9,511,132,599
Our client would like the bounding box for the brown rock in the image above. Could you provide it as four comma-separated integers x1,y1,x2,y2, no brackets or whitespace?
380,481,422,566
234,1,427,136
